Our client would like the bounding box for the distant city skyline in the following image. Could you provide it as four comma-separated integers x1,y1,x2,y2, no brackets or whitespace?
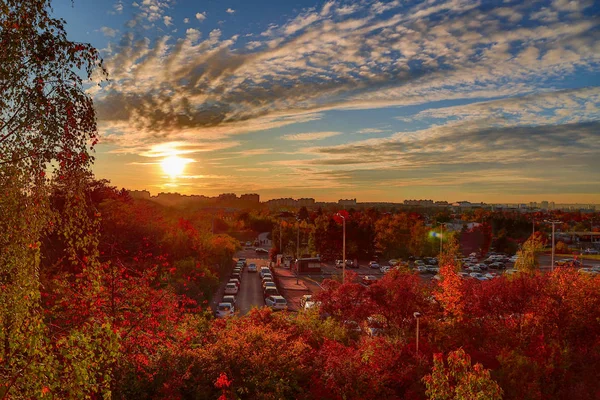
51,0,600,202
128,189,599,209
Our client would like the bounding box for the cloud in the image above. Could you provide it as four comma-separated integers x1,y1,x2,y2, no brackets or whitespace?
196,12,206,22
163,15,172,26
183,17,189,24
357,128,387,134
95,0,600,174
281,131,342,141
111,0,123,14
100,26,118,37
226,8,235,14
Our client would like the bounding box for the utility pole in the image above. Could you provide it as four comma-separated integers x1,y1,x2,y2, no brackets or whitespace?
296,220,300,284
279,222,282,253
439,223,444,255
551,221,555,272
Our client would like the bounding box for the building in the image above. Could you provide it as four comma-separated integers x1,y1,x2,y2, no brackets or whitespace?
540,200,549,210
404,199,434,206
240,193,260,203
218,193,238,202
128,190,151,200
297,198,316,207
338,198,357,207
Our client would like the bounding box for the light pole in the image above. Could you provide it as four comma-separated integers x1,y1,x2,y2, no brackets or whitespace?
440,224,444,255
296,219,300,284
337,213,346,284
413,311,421,354
544,220,559,272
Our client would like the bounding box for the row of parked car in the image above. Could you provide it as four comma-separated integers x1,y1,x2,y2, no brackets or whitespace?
258,265,289,310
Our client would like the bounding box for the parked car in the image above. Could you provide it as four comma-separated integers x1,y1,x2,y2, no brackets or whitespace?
231,272,241,281
466,265,482,272
300,295,319,310
215,302,234,318
489,262,506,269
388,259,399,266
458,272,470,279
416,266,428,273
578,268,599,276
476,263,488,270
238,258,247,267
484,272,499,279
255,248,269,254
263,287,279,298
584,248,599,255
224,283,238,294
365,315,386,337
248,263,257,272
362,275,378,285
415,260,425,266
263,281,277,291
260,267,271,278
335,260,344,268
229,278,241,288
380,266,390,273
265,295,288,310
469,272,488,281
261,272,273,281
369,261,379,268
245,241,252,247
222,295,236,305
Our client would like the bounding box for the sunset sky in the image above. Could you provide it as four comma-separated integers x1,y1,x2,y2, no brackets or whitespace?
53,0,600,203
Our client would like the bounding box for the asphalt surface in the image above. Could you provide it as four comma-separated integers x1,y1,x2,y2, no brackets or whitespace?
236,257,270,315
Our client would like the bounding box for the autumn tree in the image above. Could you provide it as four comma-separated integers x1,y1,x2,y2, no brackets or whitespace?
423,348,503,400
514,232,545,273
0,0,110,396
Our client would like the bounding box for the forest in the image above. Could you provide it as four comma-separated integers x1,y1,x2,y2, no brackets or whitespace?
1,1,600,399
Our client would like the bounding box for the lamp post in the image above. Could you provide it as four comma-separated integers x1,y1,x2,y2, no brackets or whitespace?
413,311,421,354
296,219,300,284
440,224,444,255
337,213,346,284
544,220,559,272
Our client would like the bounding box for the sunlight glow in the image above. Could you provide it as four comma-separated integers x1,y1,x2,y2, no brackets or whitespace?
161,155,188,178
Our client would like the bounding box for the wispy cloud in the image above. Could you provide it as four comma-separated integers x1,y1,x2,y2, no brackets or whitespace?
226,8,235,14
281,131,342,141
100,26,118,37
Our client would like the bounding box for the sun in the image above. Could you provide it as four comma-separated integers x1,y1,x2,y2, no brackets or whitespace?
161,155,188,178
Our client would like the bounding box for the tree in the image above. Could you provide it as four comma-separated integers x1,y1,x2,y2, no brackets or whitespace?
423,348,503,400
1,0,109,396
514,232,545,273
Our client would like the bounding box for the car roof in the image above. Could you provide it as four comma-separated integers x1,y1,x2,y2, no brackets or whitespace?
226,283,236,287
271,295,285,300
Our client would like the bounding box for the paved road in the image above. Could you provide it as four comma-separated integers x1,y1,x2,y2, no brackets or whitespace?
236,257,270,315
538,254,600,269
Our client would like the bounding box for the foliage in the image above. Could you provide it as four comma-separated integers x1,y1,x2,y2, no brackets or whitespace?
423,348,503,400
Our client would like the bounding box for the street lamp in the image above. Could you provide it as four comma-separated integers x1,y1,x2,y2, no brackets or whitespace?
439,223,444,255
544,219,560,272
296,218,301,284
336,213,346,284
413,312,422,354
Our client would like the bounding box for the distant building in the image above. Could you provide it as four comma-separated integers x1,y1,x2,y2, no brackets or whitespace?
240,193,260,203
541,200,549,210
297,198,316,207
404,199,434,206
452,201,473,208
218,193,238,202
435,201,449,206
129,190,151,200
529,202,537,209
338,198,357,207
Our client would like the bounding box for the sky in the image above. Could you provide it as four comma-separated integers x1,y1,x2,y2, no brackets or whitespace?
52,0,600,203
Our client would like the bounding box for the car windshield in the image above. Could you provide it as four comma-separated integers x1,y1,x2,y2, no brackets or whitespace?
276,298,287,304
218,304,231,311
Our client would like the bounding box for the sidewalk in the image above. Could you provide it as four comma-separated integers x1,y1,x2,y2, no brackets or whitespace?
273,267,311,311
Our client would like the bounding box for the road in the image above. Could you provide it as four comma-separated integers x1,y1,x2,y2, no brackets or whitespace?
236,256,270,315
538,254,600,269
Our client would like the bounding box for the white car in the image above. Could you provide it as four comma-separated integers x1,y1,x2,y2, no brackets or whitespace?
578,268,599,276
215,302,234,318
248,263,257,272
260,267,271,278
584,248,599,255
265,295,288,311
466,265,482,272
469,272,488,281
368,261,379,268
224,283,238,294
388,259,399,266
484,272,499,280
380,265,390,273
222,295,236,305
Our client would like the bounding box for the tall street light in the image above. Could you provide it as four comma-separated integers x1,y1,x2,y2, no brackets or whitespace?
544,220,560,272
413,311,422,354
337,213,346,284
296,218,300,284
